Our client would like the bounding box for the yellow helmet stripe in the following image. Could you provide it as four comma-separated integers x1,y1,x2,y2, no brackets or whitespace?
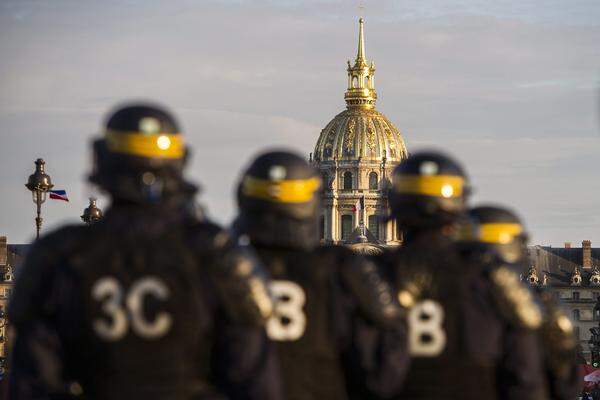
242,176,321,203
105,130,184,159
394,175,464,198
478,223,523,244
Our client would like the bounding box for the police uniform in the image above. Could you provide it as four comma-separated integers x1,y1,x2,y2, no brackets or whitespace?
382,151,548,400
8,104,279,400
466,205,580,400
233,150,409,400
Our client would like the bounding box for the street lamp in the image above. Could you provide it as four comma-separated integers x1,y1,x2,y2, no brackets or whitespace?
25,159,53,239
81,198,103,225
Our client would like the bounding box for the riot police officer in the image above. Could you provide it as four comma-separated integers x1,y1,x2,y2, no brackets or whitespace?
232,150,409,400
9,104,280,400
467,205,580,400
380,151,548,399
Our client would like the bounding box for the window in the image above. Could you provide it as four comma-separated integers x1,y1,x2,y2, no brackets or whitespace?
574,326,580,341
343,172,353,190
319,215,325,240
368,215,379,240
573,292,580,300
369,172,378,190
352,76,358,88
572,309,580,321
321,172,329,188
341,215,353,241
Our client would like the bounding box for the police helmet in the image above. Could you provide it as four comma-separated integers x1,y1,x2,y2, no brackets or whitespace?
389,151,470,228
89,103,194,203
235,150,322,248
468,205,529,264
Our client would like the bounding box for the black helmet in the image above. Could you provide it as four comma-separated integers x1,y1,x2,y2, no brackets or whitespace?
235,150,321,249
89,103,194,203
468,205,529,264
389,151,470,228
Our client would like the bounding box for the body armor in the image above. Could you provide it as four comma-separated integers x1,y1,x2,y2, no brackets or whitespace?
8,104,280,400
234,150,408,400
383,152,548,400
465,204,580,400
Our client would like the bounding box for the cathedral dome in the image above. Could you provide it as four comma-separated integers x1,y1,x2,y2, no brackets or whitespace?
312,18,407,246
313,108,407,162
313,18,407,164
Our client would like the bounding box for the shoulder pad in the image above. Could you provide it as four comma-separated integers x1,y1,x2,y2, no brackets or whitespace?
489,266,542,330
9,224,87,326
206,243,274,326
334,248,404,326
537,290,577,375
396,271,436,308
537,290,578,378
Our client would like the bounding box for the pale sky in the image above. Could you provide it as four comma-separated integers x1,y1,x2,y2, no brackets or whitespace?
1,0,599,246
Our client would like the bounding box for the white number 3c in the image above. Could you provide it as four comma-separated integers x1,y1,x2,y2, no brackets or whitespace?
92,276,172,341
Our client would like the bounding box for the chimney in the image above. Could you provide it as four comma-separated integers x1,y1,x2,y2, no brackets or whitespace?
0,236,7,266
583,240,592,269
565,242,572,249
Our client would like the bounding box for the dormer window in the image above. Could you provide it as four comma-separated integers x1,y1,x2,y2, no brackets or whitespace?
4,265,13,282
571,266,582,286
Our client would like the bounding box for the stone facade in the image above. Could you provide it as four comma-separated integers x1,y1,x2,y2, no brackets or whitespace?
527,241,600,359
0,237,28,381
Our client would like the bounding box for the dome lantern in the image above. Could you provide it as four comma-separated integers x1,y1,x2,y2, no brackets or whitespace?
344,18,377,110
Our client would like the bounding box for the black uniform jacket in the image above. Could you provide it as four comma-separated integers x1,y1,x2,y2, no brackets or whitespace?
253,244,409,400
379,230,548,400
8,205,281,400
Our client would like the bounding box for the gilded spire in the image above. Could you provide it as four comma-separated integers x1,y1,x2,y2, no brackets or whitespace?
357,17,366,64
345,18,377,109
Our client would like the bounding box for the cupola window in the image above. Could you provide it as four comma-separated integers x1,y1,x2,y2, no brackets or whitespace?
321,172,329,188
341,215,353,241
368,215,379,240
343,171,353,190
319,215,325,240
369,172,378,190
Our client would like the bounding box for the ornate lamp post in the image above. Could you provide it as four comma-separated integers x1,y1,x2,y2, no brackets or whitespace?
25,159,53,239
81,198,103,225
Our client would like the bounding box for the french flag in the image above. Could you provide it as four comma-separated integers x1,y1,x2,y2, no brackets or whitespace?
352,196,365,212
49,190,69,202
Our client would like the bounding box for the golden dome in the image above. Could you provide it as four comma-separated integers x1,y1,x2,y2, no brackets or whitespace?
314,108,407,162
313,18,407,163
